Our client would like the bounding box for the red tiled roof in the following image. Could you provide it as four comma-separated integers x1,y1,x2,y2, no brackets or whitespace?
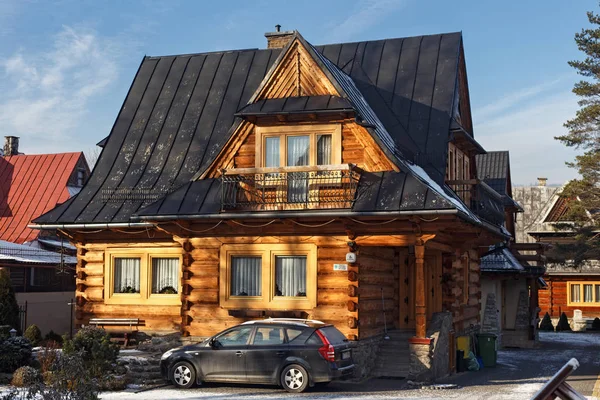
0,152,83,243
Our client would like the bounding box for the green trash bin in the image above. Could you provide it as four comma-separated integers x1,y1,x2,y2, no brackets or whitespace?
476,333,497,367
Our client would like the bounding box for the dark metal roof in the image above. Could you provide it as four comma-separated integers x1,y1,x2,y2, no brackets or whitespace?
35,32,467,225
480,246,524,273
134,171,455,218
475,151,522,211
476,151,509,194
234,95,353,117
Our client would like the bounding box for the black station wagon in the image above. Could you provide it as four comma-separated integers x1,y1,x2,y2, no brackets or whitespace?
160,318,354,392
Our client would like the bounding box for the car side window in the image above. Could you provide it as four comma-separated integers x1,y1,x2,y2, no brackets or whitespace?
286,328,303,342
250,327,285,346
217,327,253,347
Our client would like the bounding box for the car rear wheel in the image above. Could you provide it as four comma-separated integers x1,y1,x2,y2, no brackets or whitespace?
171,361,196,389
281,364,309,393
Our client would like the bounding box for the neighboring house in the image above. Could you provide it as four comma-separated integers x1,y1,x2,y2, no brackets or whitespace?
33,29,516,380
476,151,546,348
0,136,89,334
514,181,600,322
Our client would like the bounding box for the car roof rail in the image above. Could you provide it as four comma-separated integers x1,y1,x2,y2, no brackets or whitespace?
240,318,327,327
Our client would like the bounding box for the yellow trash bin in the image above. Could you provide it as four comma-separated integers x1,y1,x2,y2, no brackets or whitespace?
457,335,470,358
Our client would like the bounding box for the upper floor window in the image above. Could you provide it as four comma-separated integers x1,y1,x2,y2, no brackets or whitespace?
255,124,341,169
76,169,86,187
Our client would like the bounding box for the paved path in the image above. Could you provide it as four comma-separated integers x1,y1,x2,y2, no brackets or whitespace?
95,331,597,399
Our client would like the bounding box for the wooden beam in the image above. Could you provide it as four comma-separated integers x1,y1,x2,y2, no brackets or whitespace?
514,254,547,263
414,239,426,339
425,240,454,253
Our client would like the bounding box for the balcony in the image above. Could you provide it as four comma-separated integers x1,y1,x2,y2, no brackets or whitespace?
221,164,361,211
446,179,505,226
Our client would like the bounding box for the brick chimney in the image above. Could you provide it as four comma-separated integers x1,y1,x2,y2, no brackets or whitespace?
4,136,19,156
537,177,547,187
265,25,295,49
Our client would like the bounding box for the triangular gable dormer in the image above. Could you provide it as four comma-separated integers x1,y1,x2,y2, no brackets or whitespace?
544,196,573,223
200,32,396,179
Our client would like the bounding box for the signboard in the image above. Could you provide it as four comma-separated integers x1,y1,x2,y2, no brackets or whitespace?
345,252,357,263
333,264,348,271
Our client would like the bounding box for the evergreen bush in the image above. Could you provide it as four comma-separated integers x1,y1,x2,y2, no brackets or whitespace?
0,336,32,373
539,312,555,331
43,330,63,346
24,325,42,347
555,312,572,332
62,326,118,377
0,270,20,332
592,317,600,331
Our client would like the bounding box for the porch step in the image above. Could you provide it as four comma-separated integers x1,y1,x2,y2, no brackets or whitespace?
371,330,413,379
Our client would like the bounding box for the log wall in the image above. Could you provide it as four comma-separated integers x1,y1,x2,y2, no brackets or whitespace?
75,241,182,333
442,249,481,334
539,277,600,318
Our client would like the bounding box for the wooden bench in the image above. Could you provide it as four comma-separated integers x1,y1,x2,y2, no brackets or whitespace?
531,358,586,400
88,318,140,346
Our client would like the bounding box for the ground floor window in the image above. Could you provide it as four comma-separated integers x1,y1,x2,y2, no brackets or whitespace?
220,243,316,310
105,248,182,305
567,281,600,306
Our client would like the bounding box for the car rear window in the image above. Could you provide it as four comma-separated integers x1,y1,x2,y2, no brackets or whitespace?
318,326,347,344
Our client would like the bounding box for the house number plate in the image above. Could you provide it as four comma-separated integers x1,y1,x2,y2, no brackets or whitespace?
333,264,348,271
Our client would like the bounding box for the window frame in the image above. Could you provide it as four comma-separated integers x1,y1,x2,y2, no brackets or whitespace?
567,281,600,306
104,248,182,306
255,124,342,169
220,243,317,310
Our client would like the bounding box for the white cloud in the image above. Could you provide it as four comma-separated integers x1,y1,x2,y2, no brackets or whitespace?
328,0,408,43
475,87,580,186
0,26,120,144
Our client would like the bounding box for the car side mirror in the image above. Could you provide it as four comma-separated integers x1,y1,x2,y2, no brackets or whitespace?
209,338,220,349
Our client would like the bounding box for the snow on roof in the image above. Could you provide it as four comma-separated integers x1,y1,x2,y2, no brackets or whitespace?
0,240,77,265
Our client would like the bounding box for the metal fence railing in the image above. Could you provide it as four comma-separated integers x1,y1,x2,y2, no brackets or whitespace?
221,164,361,211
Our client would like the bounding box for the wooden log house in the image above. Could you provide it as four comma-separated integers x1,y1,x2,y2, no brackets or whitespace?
32,29,517,379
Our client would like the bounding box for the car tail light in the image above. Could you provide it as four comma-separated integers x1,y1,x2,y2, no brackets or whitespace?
316,329,335,362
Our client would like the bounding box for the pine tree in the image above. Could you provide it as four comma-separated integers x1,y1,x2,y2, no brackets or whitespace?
0,269,20,331
552,5,600,265
555,312,572,332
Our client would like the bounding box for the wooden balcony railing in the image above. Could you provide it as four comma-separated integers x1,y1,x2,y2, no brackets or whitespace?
446,179,505,226
220,164,361,211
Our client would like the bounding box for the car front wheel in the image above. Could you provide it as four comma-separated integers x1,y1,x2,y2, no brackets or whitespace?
171,361,196,389
281,364,309,393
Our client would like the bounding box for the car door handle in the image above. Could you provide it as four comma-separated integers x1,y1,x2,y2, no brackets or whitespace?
276,351,286,356
235,351,244,357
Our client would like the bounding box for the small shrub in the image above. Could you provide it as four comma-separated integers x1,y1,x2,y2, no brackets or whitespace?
10,366,42,387
0,336,32,373
38,341,60,374
24,325,42,347
44,330,63,346
555,312,572,332
99,374,128,391
63,326,118,377
539,312,555,331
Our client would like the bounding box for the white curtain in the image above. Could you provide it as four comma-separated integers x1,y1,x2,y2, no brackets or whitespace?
584,284,593,302
571,284,580,303
596,284,600,303
265,137,280,168
287,136,309,202
317,134,332,165
114,258,140,293
152,258,179,294
231,257,261,296
275,256,306,297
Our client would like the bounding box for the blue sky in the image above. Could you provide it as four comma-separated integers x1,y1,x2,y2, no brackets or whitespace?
0,0,594,185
